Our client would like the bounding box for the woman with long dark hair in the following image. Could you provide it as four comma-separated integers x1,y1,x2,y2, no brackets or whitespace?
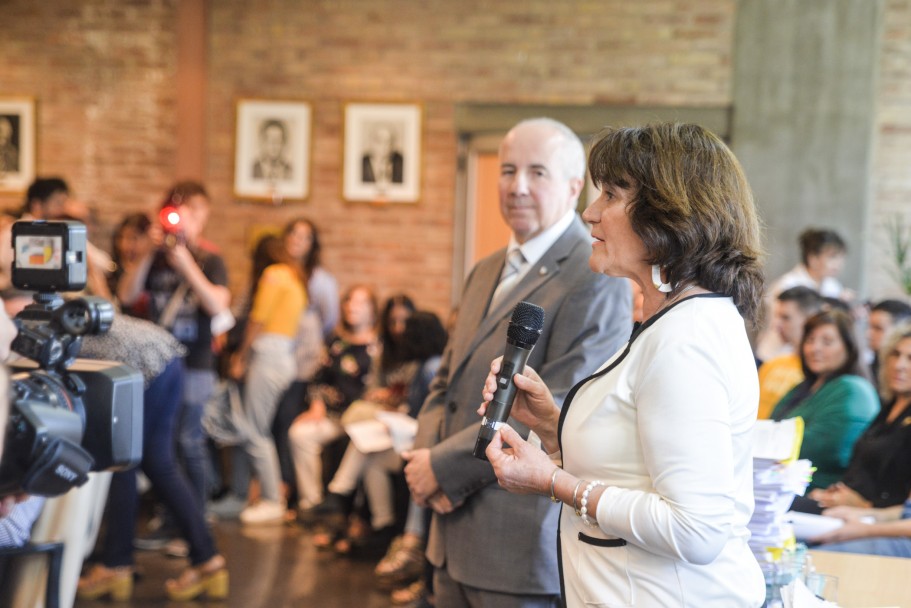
230,234,307,525
771,309,879,490
808,322,911,508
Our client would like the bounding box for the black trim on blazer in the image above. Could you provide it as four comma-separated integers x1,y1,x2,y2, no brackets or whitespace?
578,533,627,547
556,293,725,448
554,292,725,603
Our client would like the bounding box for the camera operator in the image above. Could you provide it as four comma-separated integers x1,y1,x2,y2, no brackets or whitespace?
76,314,228,601
116,181,231,523
0,297,45,552
0,177,114,302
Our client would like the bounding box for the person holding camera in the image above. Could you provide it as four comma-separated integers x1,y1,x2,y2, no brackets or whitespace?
77,315,228,601
117,181,231,529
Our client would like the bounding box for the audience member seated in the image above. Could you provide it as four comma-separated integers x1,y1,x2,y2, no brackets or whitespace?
305,293,413,552
0,496,45,549
289,285,378,514
313,309,446,558
810,495,911,558
229,235,307,526
867,299,911,388
76,316,227,602
757,228,851,362
804,323,911,510
757,287,826,418
770,309,879,491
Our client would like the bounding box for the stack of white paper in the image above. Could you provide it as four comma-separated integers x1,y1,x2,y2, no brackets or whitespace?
749,418,813,560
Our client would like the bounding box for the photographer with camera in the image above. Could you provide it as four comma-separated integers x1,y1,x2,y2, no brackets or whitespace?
117,181,231,533
76,314,228,601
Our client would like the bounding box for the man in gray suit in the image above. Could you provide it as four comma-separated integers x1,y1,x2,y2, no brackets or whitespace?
404,118,632,607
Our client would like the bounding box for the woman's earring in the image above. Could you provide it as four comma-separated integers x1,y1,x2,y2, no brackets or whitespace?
651,264,673,293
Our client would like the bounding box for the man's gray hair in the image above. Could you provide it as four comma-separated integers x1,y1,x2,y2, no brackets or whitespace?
512,117,586,181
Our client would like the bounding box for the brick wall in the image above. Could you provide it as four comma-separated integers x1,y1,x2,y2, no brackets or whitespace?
1,0,904,315
205,0,735,316
0,0,178,240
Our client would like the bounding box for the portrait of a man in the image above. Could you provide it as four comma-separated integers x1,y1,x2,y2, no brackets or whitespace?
361,123,404,186
252,118,293,182
0,116,20,174
233,100,311,202
343,102,420,203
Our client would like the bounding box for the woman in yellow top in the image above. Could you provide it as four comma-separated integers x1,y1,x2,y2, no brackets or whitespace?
230,234,307,525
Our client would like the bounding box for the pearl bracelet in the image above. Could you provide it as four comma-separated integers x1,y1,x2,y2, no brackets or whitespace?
580,480,605,527
549,467,561,503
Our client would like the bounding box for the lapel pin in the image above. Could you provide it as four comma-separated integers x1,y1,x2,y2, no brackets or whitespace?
539,267,548,275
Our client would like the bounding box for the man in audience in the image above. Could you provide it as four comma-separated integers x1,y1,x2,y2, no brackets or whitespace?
757,286,826,418
403,118,632,607
756,228,852,362
867,299,911,388
0,177,113,301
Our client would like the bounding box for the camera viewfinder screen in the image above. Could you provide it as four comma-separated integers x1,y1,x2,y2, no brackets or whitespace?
14,235,63,270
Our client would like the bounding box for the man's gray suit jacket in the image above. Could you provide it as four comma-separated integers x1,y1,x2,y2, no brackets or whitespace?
414,215,633,595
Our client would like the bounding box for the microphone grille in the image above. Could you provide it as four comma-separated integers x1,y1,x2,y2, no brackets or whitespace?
507,301,545,344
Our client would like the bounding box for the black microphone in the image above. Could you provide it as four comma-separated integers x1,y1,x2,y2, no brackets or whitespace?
473,301,545,460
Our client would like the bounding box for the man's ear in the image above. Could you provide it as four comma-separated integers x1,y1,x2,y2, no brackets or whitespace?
567,177,585,203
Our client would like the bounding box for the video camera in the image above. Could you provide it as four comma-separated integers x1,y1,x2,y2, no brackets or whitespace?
0,220,143,497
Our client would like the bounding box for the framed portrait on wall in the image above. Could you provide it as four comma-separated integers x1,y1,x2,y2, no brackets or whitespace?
342,102,421,203
0,97,36,193
234,99,311,203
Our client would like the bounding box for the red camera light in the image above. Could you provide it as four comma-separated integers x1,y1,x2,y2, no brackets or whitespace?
159,206,181,229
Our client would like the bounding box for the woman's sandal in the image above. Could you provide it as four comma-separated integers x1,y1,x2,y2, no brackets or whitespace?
76,564,134,601
165,554,229,601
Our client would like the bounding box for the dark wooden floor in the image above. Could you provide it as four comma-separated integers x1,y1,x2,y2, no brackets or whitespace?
74,521,397,608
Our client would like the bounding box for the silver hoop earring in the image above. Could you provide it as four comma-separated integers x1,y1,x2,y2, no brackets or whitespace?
651,264,673,293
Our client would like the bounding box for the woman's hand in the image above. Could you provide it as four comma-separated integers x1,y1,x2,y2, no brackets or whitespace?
822,504,876,522
364,387,395,407
810,519,871,545
808,482,871,509
485,424,555,496
0,493,28,519
228,352,247,381
478,357,560,437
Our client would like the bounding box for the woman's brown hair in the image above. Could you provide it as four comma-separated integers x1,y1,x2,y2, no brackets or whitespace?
588,123,765,323
799,309,867,383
